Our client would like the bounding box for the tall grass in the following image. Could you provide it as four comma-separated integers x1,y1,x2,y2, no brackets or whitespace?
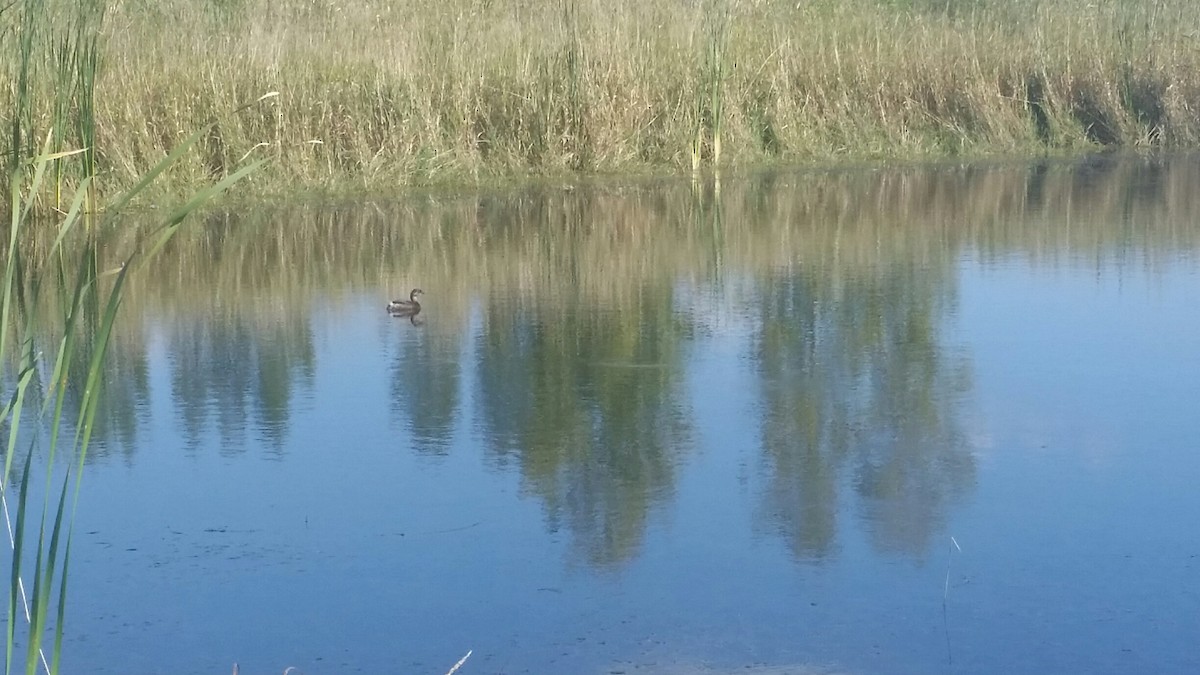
4,0,1200,200
2,2,261,672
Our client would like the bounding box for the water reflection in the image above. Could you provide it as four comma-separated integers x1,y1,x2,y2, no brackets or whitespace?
388,320,460,456
26,154,1200,569
8,154,1200,675
165,311,315,455
476,295,691,566
753,251,974,560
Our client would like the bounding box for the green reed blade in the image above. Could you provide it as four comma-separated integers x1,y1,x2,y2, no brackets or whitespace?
70,262,126,470
7,299,39,482
52,177,92,250
2,24,266,670
105,126,212,216
49,535,69,675
2,174,24,382
9,0,38,177
30,149,87,165
6,451,33,675
23,514,45,675
43,243,97,467
19,132,66,225
27,476,69,675
42,175,91,329
0,368,34,433
1,366,36,485
141,158,267,265
3,259,37,482
39,197,98,449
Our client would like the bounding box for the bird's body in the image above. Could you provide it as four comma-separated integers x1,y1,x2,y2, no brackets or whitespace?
387,288,424,315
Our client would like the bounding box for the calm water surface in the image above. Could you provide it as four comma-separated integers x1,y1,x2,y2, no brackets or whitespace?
56,156,1200,673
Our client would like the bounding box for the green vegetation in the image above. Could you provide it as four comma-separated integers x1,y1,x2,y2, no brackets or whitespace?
4,0,1200,202
0,155,254,674
2,3,259,672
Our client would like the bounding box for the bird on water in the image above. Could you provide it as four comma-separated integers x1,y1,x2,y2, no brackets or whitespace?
387,288,424,315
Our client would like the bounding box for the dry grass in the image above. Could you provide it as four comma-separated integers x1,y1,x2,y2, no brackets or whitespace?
4,0,1200,199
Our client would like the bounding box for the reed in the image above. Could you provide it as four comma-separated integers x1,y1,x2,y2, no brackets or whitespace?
693,0,730,174
41,153,1192,335
2,3,261,668
3,0,1200,202
1,130,259,674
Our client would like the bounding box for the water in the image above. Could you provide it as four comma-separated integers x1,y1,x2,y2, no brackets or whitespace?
30,156,1200,673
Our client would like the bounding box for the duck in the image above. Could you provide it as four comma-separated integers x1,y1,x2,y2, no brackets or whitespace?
387,288,424,315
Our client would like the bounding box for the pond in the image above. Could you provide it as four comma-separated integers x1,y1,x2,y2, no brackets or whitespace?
51,155,1200,673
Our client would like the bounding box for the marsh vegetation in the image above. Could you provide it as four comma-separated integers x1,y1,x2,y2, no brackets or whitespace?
4,0,1200,201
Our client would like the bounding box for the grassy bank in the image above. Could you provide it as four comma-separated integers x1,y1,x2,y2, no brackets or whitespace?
4,0,1200,201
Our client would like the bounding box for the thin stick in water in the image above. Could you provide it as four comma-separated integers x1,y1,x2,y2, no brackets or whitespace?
445,649,473,675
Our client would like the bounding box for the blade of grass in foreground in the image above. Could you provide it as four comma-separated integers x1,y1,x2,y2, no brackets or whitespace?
104,126,212,215
3,118,264,675
140,158,266,265
7,452,34,675
4,4,269,672
24,476,68,675
48,537,69,675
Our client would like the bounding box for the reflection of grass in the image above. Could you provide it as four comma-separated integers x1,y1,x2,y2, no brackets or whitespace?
9,155,1198,333
3,0,1200,197
84,155,1200,325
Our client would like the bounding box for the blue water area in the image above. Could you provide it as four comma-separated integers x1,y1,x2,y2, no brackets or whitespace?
31,158,1200,674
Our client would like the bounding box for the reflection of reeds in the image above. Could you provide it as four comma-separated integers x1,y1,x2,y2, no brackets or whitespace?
8,155,1197,335
3,1,1200,198
71,155,1197,326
